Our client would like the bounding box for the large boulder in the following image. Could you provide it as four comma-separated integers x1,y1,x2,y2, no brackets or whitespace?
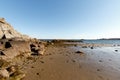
30,41,45,55
0,41,31,61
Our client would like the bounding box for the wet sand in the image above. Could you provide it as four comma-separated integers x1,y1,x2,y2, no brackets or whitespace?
23,43,120,80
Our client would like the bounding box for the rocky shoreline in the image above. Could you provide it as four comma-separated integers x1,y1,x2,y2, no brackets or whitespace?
0,18,120,80
0,38,46,80
0,18,46,80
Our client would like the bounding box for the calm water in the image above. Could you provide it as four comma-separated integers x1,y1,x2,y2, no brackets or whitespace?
83,40,120,44
40,39,120,45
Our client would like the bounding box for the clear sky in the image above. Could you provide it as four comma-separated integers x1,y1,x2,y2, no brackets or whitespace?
0,0,120,39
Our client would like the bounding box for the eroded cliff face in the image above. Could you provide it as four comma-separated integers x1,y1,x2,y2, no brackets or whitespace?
0,18,46,80
0,18,30,40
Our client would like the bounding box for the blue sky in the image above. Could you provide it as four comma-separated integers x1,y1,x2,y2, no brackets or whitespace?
0,0,120,39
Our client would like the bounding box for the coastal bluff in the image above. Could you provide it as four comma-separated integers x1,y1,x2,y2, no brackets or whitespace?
0,18,29,40
0,18,45,80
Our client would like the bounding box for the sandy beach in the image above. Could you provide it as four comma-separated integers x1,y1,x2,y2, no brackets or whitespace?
22,42,120,80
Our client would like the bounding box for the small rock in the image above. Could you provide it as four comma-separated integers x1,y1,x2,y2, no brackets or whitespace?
90,47,94,49
108,59,111,61
75,51,82,53
31,66,34,68
99,60,103,62
36,73,39,75
75,51,84,55
97,69,100,71
40,61,44,63
72,59,76,62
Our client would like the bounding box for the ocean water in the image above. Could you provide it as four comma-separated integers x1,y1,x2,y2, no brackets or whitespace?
83,40,120,44
40,39,120,45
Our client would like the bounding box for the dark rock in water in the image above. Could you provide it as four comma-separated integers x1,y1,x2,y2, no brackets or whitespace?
115,50,118,52
99,60,103,62
90,47,93,49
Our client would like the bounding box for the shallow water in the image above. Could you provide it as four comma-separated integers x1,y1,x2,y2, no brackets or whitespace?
71,46,120,80
83,39,120,45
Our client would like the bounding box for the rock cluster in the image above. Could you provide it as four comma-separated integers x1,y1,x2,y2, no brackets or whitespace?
30,42,45,55
0,64,25,80
0,39,45,80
